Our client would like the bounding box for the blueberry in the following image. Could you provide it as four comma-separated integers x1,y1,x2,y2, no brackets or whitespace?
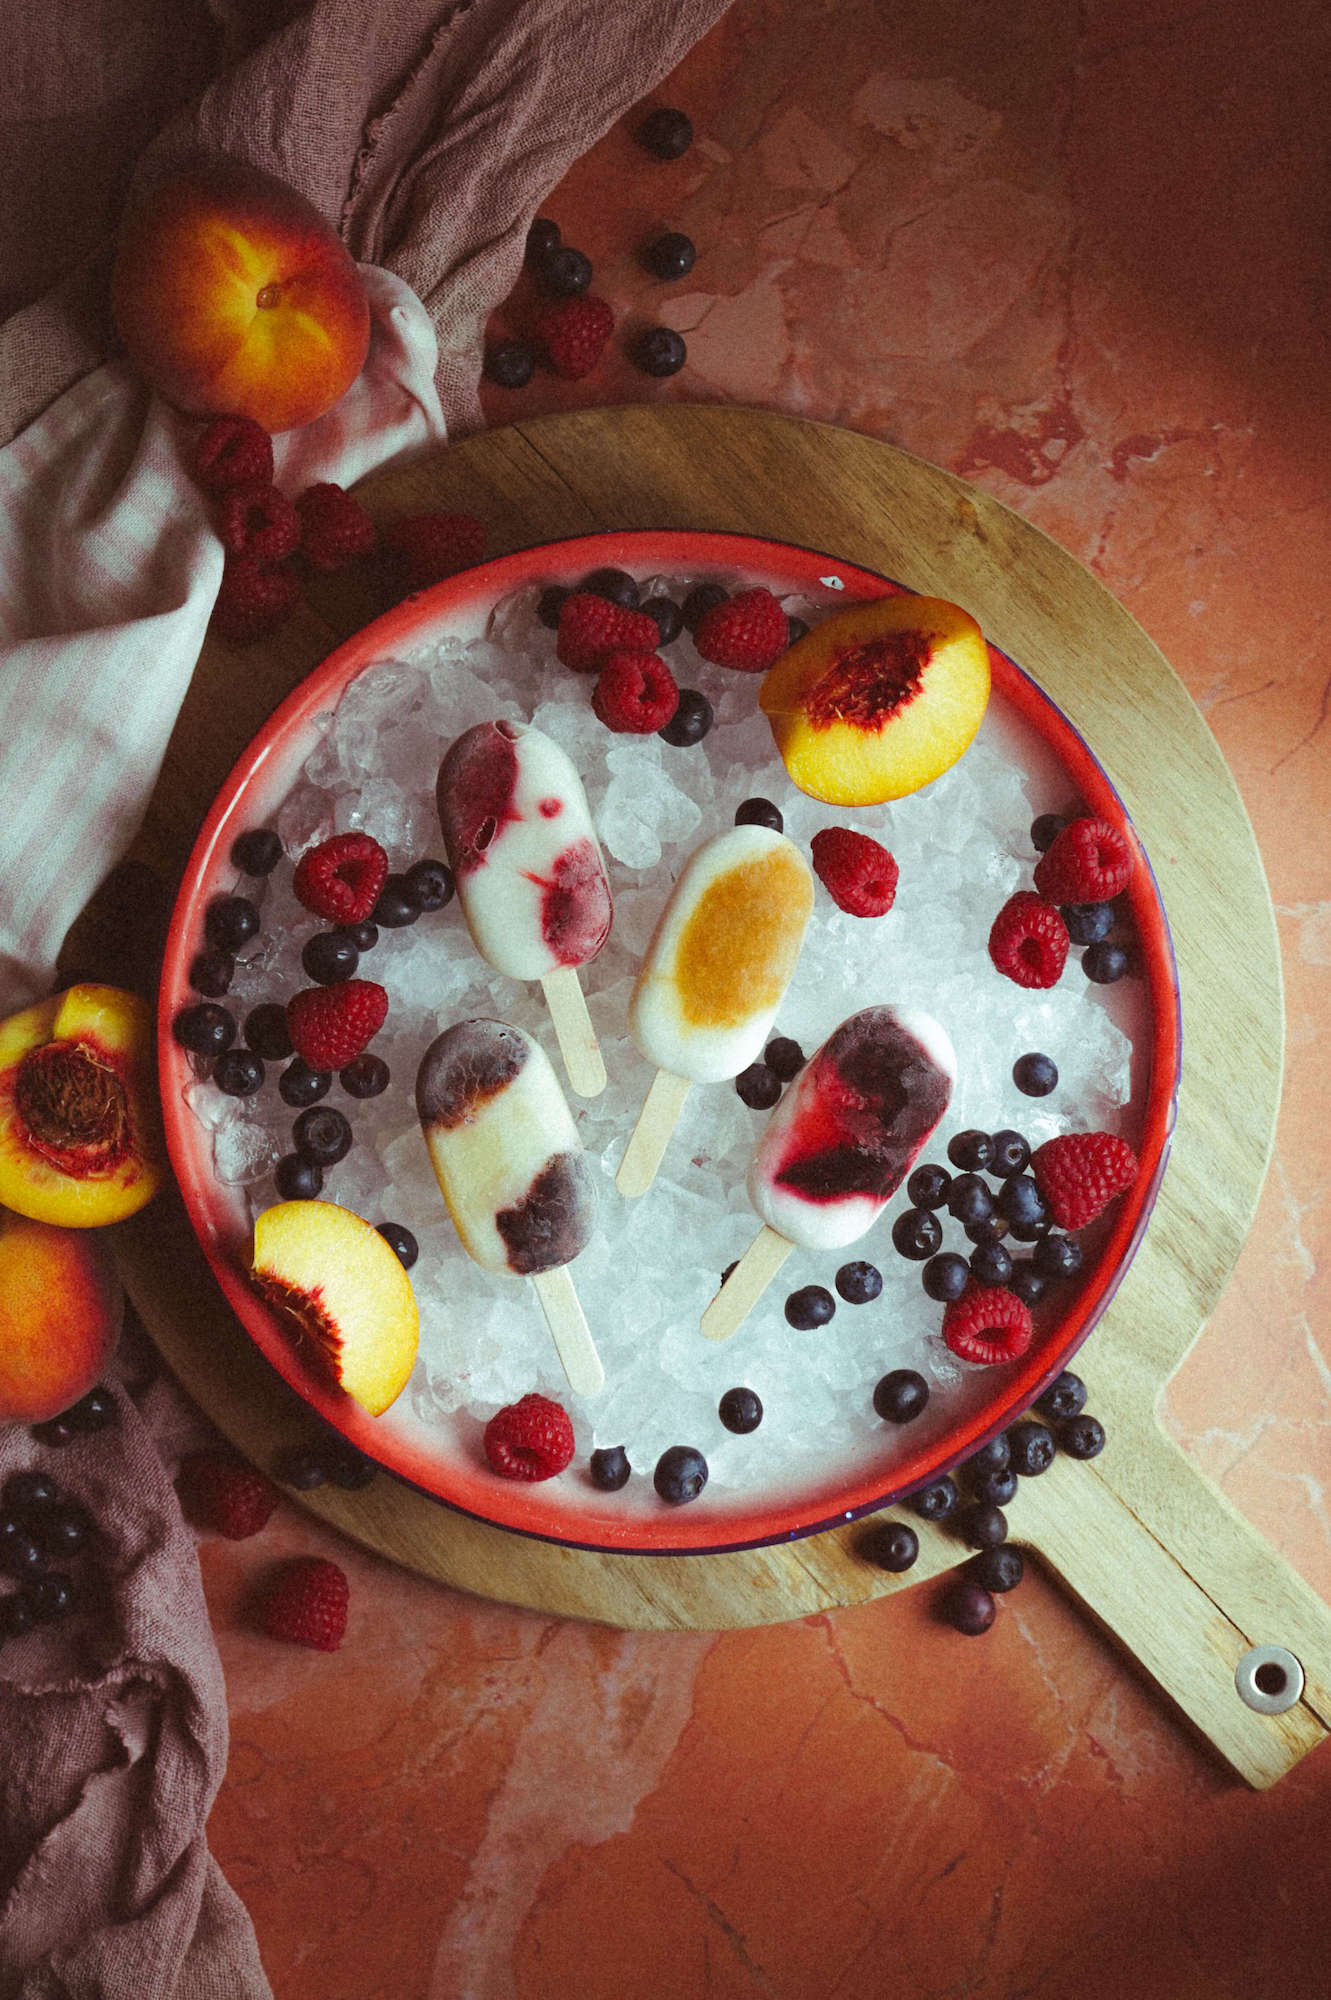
1083,941,1130,983
633,327,687,377
967,1465,1019,1508
946,1174,993,1228
189,948,234,997
785,1284,835,1330
294,1106,352,1166
231,827,282,875
921,1252,970,1302
279,1059,331,1108
213,1047,265,1097
64,1386,116,1433
681,582,728,631
906,1476,959,1523
404,858,455,910
590,1446,631,1491
892,1207,942,1261
1036,1371,1088,1422
658,688,712,746
580,566,640,607
764,1036,805,1079
968,1544,1024,1594
1033,1233,1084,1281
637,106,694,158
835,1260,882,1305
275,1153,323,1200
963,1212,1009,1249
204,894,259,952
1059,1412,1106,1460
735,1062,781,1110
344,920,379,952
959,1502,1008,1551
1008,1420,1057,1477
376,1222,418,1269
483,340,535,389
274,1445,329,1490
525,216,561,264
1013,1052,1058,1097
734,797,782,832
940,1580,996,1635
340,1053,390,1098
643,231,696,280
23,1572,77,1623
173,1002,236,1058
988,1129,1030,1177
873,1369,928,1423
38,1502,91,1561
372,876,419,928
538,584,571,629
997,1175,1048,1233
907,1162,951,1209
641,595,684,645
3,1470,59,1513
859,1520,919,1573
718,1387,763,1434
1007,1262,1048,1308
1,1527,46,1578
302,929,359,984
0,1594,37,1639
961,1434,1011,1481
654,1444,708,1505
541,245,593,296
1030,812,1069,852
1062,901,1114,945
969,1241,1013,1286
322,1441,377,1490
29,1417,77,1448
947,1129,993,1172
245,1002,293,1061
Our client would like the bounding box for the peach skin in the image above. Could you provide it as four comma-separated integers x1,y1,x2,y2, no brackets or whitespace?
0,1206,123,1424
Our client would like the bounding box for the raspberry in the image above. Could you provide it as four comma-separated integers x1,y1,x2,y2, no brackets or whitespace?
555,591,660,673
1033,815,1134,904
217,481,301,563
209,555,300,646
260,1556,349,1650
1030,1131,1139,1230
941,1285,1034,1366
592,650,679,732
382,511,486,589
810,827,899,917
286,979,388,1071
191,415,274,494
177,1450,279,1540
988,891,1069,988
295,482,378,572
292,832,388,925
483,1393,575,1481
693,588,789,672
533,295,615,379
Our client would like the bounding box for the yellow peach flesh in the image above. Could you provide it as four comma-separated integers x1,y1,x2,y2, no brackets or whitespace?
251,1201,418,1417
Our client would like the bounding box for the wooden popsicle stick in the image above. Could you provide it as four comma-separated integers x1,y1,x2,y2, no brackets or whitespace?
616,1069,692,1197
540,965,606,1097
531,1263,605,1396
701,1225,794,1343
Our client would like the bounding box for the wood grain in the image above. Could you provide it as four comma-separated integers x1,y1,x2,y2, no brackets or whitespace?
115,407,1329,1786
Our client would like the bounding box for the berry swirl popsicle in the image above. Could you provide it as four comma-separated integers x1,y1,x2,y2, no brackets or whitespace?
702,1004,956,1342
617,824,814,1197
436,720,612,1095
416,1018,604,1396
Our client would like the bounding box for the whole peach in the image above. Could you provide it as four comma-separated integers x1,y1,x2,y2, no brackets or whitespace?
0,1207,123,1424
111,158,371,434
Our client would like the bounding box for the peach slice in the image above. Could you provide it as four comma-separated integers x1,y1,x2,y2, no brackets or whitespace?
0,984,164,1226
0,1206,124,1423
251,1201,419,1417
758,595,991,804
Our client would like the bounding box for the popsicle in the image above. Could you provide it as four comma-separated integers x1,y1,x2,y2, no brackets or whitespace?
702,1004,956,1342
436,719,612,1095
617,824,815,1197
416,1018,604,1396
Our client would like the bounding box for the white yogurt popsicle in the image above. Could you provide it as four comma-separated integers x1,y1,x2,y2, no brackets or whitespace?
436,720,612,1095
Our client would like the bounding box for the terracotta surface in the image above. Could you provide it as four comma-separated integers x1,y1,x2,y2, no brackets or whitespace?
184,2,1331,1991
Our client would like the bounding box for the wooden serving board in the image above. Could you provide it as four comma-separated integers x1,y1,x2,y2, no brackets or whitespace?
112,407,1331,1789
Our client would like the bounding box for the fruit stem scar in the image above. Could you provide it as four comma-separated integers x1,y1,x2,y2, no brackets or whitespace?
256,281,283,310
805,631,932,729
14,1041,132,1175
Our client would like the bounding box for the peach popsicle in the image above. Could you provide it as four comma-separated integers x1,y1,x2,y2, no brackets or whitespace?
702,1005,956,1343
617,825,814,1197
416,1019,604,1397
436,720,612,1096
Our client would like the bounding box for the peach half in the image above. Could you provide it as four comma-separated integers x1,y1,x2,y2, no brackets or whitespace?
0,1206,123,1424
0,984,164,1226
758,595,991,805
251,1201,419,1417
111,158,371,434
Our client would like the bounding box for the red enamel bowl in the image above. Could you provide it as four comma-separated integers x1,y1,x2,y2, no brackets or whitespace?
159,530,1179,1554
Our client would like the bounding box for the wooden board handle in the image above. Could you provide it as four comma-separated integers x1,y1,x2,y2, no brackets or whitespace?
530,1264,605,1397
701,1226,793,1342
539,966,606,1098
616,1069,691,1197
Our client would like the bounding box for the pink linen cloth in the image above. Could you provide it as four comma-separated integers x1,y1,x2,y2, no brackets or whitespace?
0,1,733,1992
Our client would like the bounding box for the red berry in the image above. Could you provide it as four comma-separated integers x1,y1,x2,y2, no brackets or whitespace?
555,591,660,673
592,649,679,732
191,415,274,494
1033,815,1134,904
483,1393,575,1481
533,295,615,379
382,511,486,588
941,1284,1034,1366
286,979,388,1071
177,1450,280,1540
693,588,789,672
292,831,388,925
295,482,378,572
260,1556,349,1650
1030,1131,1139,1230
209,555,301,646
810,827,899,917
988,891,1069,988
217,481,301,563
